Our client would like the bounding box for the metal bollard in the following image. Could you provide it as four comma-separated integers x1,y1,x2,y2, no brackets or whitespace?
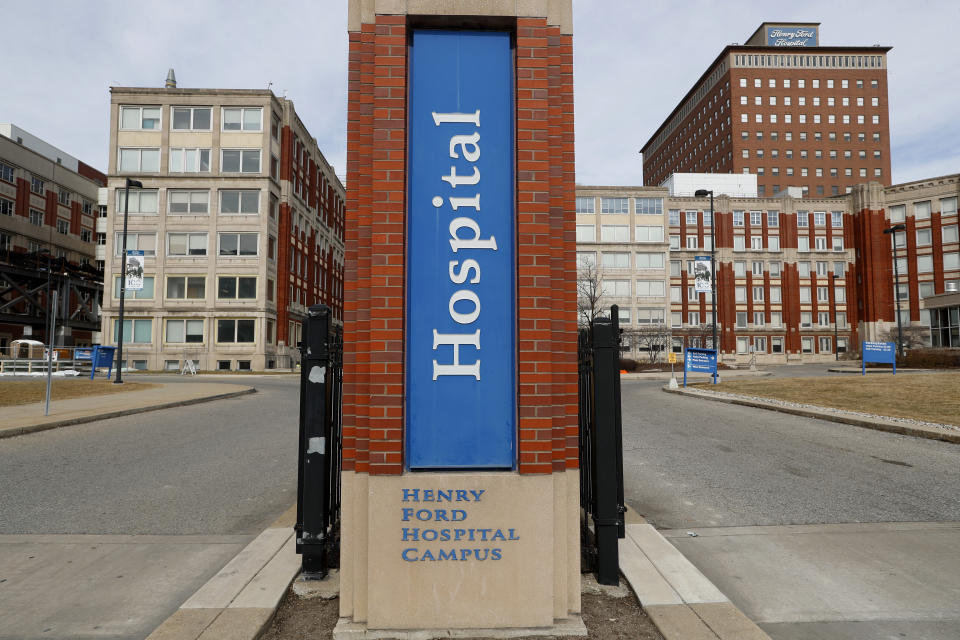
296,304,332,579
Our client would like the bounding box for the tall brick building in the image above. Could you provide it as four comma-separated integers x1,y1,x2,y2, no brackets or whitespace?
103,82,344,371
641,22,892,198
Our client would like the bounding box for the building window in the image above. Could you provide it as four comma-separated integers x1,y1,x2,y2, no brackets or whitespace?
166,276,206,299
222,107,263,131
165,319,204,343
576,196,595,213
944,252,960,271
914,200,931,220
218,276,257,299
668,210,680,226
29,177,44,194
114,318,152,343
171,106,212,130
605,280,631,297
576,224,595,242
115,232,157,256
736,312,748,328
167,232,207,256
601,252,630,268
669,235,680,250
0,162,14,183
120,106,161,130
771,312,783,328
635,225,664,242
670,260,681,277
219,190,260,214
800,287,811,303
753,312,765,327
751,236,762,250
687,236,699,250
768,236,780,252
218,233,259,257
114,189,159,215
167,190,209,214
217,319,256,343
636,280,665,297
56,219,69,234
80,229,92,242
941,197,958,217
735,286,747,303
801,314,813,329
942,225,958,243
221,149,261,173
635,198,663,215
814,236,828,251
600,197,629,214
733,211,744,226
169,148,211,172
769,261,781,277
733,236,745,252
57,189,71,206
636,253,664,269
770,286,781,303
118,147,161,172
798,237,810,252
689,312,700,325
686,210,698,225
577,251,596,267
752,261,764,276
752,286,764,302
113,276,155,299
600,225,630,242
749,211,762,226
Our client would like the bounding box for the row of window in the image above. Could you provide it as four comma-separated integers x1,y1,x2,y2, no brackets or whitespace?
890,225,960,248
895,252,960,273
737,77,881,90
116,232,266,258
113,275,263,301
743,149,881,161
576,197,662,215
0,163,95,212
117,188,271,216
114,317,259,344
119,106,269,133
118,147,269,175
740,95,880,107
889,198,958,222
740,112,882,125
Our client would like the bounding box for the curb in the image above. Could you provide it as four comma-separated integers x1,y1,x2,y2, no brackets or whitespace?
619,509,770,640
662,386,960,444
145,505,303,640
0,387,257,440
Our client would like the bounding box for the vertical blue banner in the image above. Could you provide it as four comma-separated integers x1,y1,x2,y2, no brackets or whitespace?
406,30,516,469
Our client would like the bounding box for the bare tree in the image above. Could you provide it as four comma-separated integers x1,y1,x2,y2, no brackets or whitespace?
577,256,605,326
881,324,929,351
626,323,672,363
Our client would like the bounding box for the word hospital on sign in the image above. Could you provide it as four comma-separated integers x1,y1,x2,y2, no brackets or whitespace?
431,110,496,382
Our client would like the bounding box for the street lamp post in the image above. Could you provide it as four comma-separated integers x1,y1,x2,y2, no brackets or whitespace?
114,178,143,384
694,189,717,383
882,223,907,359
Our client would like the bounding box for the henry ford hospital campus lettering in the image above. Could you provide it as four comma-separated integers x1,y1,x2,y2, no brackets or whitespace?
400,488,520,562
431,110,496,381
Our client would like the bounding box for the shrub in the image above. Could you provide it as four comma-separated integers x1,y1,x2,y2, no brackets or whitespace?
619,357,639,372
900,348,960,369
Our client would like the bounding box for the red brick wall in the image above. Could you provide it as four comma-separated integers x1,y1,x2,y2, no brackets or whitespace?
343,15,576,476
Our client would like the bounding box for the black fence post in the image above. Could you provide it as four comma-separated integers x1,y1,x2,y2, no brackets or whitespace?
591,305,623,585
297,304,332,579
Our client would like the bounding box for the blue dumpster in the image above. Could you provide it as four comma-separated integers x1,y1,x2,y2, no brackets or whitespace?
90,345,116,380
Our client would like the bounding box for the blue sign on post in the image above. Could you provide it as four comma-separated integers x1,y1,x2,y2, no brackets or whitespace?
683,348,718,387
862,341,896,375
90,345,116,380
406,30,516,469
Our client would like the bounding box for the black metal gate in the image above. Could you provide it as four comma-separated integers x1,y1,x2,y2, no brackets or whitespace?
579,305,626,585
296,305,343,579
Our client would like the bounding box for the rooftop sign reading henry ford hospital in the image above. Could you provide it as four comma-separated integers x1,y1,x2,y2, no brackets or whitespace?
406,30,515,469
766,26,819,47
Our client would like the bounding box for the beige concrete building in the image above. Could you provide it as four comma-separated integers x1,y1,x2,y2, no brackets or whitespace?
104,80,344,371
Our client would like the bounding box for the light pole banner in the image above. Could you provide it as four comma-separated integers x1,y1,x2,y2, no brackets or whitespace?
693,256,712,294
124,250,145,291
406,30,516,469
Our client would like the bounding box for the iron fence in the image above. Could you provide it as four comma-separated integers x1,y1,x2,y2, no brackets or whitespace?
296,305,343,579
579,305,626,585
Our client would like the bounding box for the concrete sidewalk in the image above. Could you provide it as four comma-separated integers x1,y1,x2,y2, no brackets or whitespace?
0,381,256,439
619,510,771,640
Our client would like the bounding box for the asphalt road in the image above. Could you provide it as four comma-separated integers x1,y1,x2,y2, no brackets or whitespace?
621,379,960,529
0,374,302,640
621,378,960,639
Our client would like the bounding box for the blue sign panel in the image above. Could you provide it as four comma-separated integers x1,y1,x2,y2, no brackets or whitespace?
862,341,896,374
683,348,717,386
406,30,515,469
766,26,818,47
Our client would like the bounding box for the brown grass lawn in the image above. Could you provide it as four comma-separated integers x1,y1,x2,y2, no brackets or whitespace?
0,378,156,408
694,373,960,426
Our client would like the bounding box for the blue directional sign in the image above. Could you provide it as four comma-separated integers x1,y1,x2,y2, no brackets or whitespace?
862,341,896,375
406,30,515,469
683,348,718,386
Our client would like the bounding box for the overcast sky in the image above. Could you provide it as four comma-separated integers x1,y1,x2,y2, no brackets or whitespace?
3,0,957,187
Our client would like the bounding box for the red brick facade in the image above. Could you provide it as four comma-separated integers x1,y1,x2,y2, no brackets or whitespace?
343,15,577,476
